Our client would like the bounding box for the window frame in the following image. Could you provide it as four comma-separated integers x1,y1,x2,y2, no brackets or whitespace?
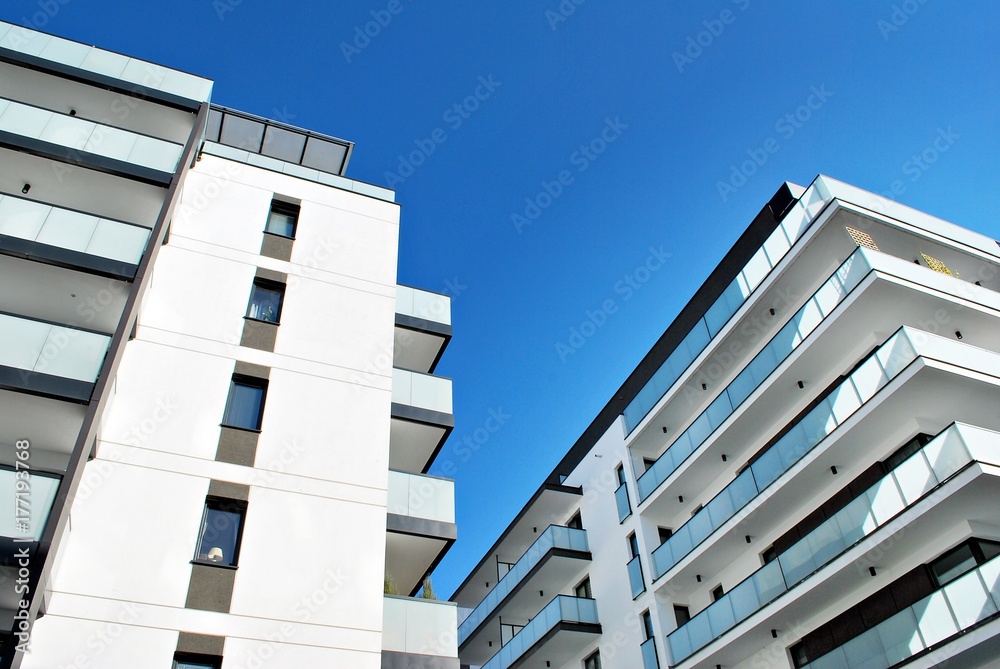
246,279,285,324
574,576,593,599
221,375,268,432
263,199,300,239
192,497,247,569
583,650,602,669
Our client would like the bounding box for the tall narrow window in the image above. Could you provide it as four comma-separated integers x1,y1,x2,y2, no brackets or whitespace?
265,200,299,238
711,584,725,602
194,498,246,567
222,376,267,431
658,527,673,545
641,610,654,640
247,280,284,324
584,650,602,669
575,576,593,599
566,511,583,530
628,532,640,559
673,605,690,626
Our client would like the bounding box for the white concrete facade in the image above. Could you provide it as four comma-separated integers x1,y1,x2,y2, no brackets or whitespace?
0,20,457,669
454,176,1000,669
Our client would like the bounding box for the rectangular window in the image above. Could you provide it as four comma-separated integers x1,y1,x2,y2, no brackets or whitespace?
194,498,246,567
575,576,593,599
627,532,640,559
658,527,673,545
616,464,626,485
673,605,690,626
566,511,583,530
711,584,725,602
641,610,654,640
222,376,267,431
643,457,656,471
247,280,284,323
264,200,299,238
584,650,602,669
761,545,777,565
173,656,222,669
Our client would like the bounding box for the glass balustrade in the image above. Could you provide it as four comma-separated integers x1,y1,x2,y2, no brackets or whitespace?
623,180,832,433
392,368,453,415
458,526,589,644
481,596,599,669
667,422,996,664
641,637,660,669
386,470,454,524
651,326,916,579
0,193,149,265
638,247,874,503
803,553,1000,669
0,468,61,541
628,555,646,598
616,481,632,522
0,97,183,173
0,313,111,383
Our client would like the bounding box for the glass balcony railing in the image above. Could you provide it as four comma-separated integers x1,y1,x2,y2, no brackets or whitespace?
0,193,149,265
482,596,600,669
387,470,454,525
641,637,660,669
623,180,832,433
392,368,453,415
396,285,451,326
666,422,998,664
382,595,459,659
615,481,632,522
0,312,111,383
651,326,917,579
0,467,61,541
802,553,1000,669
458,526,589,644
0,97,183,173
638,246,874,503
628,555,646,599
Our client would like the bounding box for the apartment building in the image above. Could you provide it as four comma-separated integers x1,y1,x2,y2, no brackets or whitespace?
0,21,458,669
453,176,1000,669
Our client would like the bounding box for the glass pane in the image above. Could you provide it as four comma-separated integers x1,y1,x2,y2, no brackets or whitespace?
223,382,264,429
196,506,242,565
248,284,283,323
265,210,296,238
301,137,348,174
205,108,223,142
261,126,306,163
220,114,264,152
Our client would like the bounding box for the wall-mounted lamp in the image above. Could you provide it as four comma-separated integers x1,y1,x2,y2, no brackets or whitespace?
539,590,544,597
721,454,727,462
769,308,775,316
678,495,684,503
771,629,778,639
745,535,751,544
830,466,838,475
797,380,805,389
662,426,668,434
701,383,707,391
21,184,30,194
869,566,877,577
69,109,77,116
955,331,963,340
696,574,702,583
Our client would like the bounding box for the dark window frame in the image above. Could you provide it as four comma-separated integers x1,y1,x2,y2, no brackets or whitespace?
246,279,285,324
711,584,725,602
574,576,593,599
673,604,691,627
192,496,247,569
173,652,223,669
264,199,300,239
221,375,268,432
583,650,602,669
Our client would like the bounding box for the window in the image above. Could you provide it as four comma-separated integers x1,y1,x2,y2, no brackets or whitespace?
616,464,626,486
711,584,725,602
761,545,777,565
222,376,267,431
930,538,1000,586
247,280,284,323
673,605,690,626
627,532,640,559
643,457,656,471
575,576,593,599
583,650,602,669
641,610,654,640
264,200,299,238
566,511,583,530
194,498,246,567
658,527,673,545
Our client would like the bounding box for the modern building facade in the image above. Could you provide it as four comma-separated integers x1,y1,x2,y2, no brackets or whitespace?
453,176,1000,669
0,21,458,669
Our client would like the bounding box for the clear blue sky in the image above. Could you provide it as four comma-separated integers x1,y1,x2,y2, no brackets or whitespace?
7,1,997,597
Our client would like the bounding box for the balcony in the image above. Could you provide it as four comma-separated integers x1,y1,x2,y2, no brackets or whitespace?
802,553,1000,669
390,368,454,474
382,595,459,666
667,422,1000,666
459,526,591,662
651,327,917,580
481,596,601,669
0,312,111,401
0,192,149,278
0,97,183,183
394,285,452,374
628,554,646,599
385,470,456,597
641,637,660,669
624,180,832,433
0,467,60,545
615,481,632,522
637,247,871,504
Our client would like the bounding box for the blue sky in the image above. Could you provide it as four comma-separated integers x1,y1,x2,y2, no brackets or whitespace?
7,0,997,597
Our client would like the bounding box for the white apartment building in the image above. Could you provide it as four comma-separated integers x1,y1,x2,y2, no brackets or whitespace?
453,176,1000,669
0,21,458,669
